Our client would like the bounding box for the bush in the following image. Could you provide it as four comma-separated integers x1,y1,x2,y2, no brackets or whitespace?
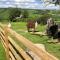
22,10,29,18
12,17,37,22
9,8,21,22
37,14,51,25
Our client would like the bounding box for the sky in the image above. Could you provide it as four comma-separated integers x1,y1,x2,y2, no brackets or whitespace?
0,0,60,10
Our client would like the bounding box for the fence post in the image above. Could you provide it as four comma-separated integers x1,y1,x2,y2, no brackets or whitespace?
4,26,9,60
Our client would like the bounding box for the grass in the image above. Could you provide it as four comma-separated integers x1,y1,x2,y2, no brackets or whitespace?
11,22,27,31
0,41,7,60
11,22,60,59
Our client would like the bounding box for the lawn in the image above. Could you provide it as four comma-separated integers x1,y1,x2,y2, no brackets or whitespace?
11,22,60,59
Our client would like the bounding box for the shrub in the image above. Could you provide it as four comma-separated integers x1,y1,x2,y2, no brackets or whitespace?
37,14,51,25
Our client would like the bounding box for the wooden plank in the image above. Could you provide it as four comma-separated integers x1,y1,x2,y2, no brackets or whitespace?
34,44,46,51
0,32,15,60
0,34,7,49
0,27,5,36
0,32,7,49
7,28,59,60
0,31,9,50
0,24,31,60
9,51,15,60
8,36,32,60
4,26,9,60
0,24,9,60
9,43,23,60
0,35,8,60
0,36,7,49
0,30,23,60
0,31,6,42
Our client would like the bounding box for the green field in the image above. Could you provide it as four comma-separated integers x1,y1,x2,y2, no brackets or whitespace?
11,22,60,59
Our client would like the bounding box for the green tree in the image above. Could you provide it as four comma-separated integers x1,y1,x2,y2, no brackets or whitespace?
9,8,21,22
22,10,29,18
35,10,50,15
48,0,60,5
37,14,52,24
54,0,60,5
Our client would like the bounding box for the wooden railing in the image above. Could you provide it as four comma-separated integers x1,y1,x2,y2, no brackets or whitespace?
0,23,59,60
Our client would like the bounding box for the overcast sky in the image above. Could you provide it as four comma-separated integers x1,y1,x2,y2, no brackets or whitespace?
0,0,60,10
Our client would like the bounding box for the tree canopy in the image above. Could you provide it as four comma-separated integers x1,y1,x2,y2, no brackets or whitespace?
9,8,21,22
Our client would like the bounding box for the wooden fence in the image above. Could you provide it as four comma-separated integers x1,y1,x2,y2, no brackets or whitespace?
0,23,59,60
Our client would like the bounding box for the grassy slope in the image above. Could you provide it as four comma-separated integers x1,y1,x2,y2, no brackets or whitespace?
0,42,7,60
11,22,60,59
0,8,9,20
0,8,60,22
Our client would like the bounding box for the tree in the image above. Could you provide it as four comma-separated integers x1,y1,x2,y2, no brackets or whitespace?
37,14,52,24
54,0,60,5
9,8,21,22
46,0,60,5
22,10,29,18
36,10,50,14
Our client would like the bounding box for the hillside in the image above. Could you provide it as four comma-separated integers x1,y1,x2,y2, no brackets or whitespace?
0,8,60,22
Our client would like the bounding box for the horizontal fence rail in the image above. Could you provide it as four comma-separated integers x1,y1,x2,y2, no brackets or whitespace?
0,23,59,60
